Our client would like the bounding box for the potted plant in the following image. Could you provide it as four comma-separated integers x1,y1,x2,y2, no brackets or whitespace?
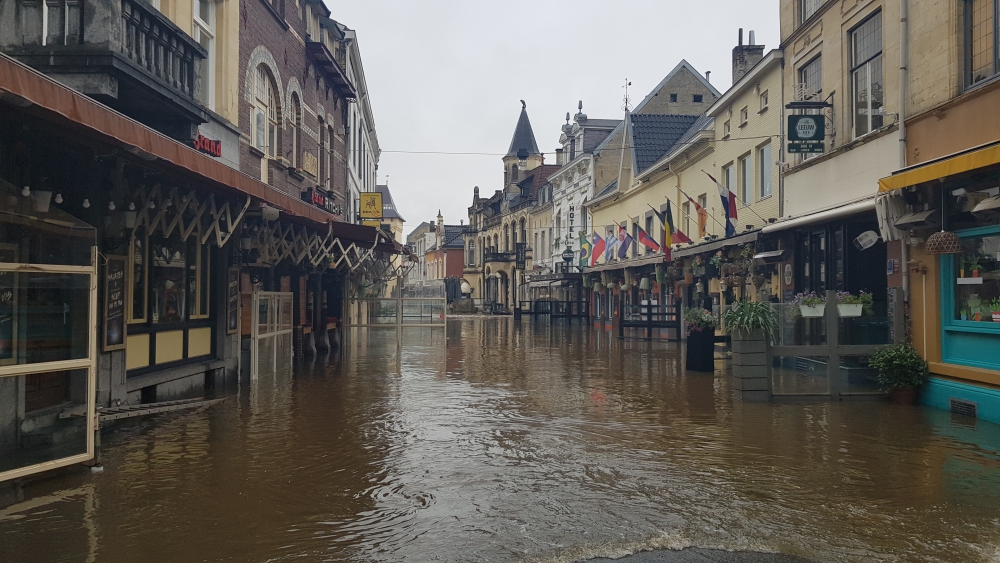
723,299,778,401
992,298,1000,322
792,291,826,317
960,309,968,321
968,256,982,278
969,295,983,321
685,308,717,372
868,343,928,405
959,256,967,278
835,290,873,317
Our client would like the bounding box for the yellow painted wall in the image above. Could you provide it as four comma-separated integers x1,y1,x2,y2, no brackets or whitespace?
126,334,150,370
156,330,185,364
187,327,213,357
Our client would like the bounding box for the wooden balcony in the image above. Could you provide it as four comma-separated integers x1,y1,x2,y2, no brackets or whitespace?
305,41,357,100
1,0,210,140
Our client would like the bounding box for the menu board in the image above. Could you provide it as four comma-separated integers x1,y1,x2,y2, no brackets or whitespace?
227,268,239,334
103,255,127,351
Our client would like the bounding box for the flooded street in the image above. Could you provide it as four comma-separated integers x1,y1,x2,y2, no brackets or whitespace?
3,317,1000,562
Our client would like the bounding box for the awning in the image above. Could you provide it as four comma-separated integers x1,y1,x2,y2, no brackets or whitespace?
586,253,666,272
761,198,875,233
0,52,334,227
893,209,938,229
878,140,1000,192
972,195,1000,214
752,249,789,264
672,230,759,258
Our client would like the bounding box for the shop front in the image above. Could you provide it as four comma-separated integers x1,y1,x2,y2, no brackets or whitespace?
0,179,98,482
879,141,1000,423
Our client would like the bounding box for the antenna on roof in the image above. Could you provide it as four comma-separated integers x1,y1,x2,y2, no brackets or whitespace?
622,79,632,112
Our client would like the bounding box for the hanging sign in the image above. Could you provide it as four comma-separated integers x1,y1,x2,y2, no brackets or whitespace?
359,192,383,219
787,115,825,153
103,255,127,351
227,268,239,334
515,242,527,270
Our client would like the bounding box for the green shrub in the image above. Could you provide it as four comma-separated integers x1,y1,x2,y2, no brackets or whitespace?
868,343,928,388
723,299,777,339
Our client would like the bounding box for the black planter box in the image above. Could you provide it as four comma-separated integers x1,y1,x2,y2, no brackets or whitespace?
686,329,716,372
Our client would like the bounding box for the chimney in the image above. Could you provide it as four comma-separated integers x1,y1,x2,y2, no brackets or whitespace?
556,148,564,165
732,28,765,84
705,70,711,82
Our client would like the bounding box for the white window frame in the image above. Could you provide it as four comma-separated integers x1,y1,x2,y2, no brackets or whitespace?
738,154,752,205
758,143,773,199
850,12,884,139
193,0,216,110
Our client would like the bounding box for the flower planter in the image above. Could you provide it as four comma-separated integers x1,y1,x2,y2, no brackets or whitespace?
837,304,863,318
799,303,826,318
993,312,1000,322
685,329,716,372
888,385,917,405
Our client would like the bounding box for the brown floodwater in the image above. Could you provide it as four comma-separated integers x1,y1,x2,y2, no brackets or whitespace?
2,317,1000,563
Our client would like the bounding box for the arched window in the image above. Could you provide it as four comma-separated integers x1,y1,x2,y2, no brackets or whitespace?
253,66,278,158
290,94,301,169
328,125,335,191
511,165,518,183
519,218,526,244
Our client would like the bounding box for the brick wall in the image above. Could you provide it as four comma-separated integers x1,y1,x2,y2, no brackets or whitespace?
238,0,349,220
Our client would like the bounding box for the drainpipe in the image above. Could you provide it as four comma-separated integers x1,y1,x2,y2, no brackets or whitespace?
899,0,910,302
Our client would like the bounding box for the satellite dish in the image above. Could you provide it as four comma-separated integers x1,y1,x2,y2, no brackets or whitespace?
853,230,881,251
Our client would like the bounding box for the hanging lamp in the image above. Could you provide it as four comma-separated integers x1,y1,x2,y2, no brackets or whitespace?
925,184,961,255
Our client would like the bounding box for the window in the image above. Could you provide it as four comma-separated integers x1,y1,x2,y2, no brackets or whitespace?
318,118,326,185
759,143,773,199
966,0,998,86
682,201,691,236
801,0,822,23
723,120,731,137
511,165,518,183
645,216,654,254
193,0,215,110
290,94,301,169
797,57,823,160
253,65,278,178
740,106,749,126
739,154,752,205
949,231,1000,322
149,238,210,324
722,164,734,199
669,93,678,102
540,230,546,259
130,227,148,323
327,125,335,190
759,90,769,111
851,12,884,138
693,94,703,103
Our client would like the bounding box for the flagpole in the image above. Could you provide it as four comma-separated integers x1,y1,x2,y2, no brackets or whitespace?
699,168,769,226
676,189,728,233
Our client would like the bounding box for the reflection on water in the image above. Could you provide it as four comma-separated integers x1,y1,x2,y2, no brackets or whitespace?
3,317,1000,563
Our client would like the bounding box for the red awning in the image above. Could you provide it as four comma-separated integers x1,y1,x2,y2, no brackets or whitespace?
0,52,336,227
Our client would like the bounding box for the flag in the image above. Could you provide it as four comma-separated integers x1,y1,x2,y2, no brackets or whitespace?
680,190,709,239
591,232,606,267
604,231,620,261
704,170,737,237
635,223,661,252
578,234,592,270
616,224,633,260
654,205,673,262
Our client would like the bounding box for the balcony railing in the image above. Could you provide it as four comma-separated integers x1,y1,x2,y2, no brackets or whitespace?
484,252,515,263
121,0,203,100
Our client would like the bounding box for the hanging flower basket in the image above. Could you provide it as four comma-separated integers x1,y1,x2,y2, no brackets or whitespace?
800,304,826,317
837,304,863,317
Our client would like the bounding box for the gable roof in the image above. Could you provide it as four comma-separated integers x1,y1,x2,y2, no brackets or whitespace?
630,114,702,174
441,225,466,249
636,115,715,180
507,104,541,157
516,164,562,198
633,59,721,114
375,184,403,221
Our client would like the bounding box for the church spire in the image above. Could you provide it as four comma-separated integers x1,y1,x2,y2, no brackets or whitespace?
506,101,541,157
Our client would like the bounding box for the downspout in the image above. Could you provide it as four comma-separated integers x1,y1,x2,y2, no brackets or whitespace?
899,0,910,302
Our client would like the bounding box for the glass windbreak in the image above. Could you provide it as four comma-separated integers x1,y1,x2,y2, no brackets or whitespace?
0,179,96,267
773,302,827,346
0,369,89,474
953,233,1000,322
0,272,91,366
772,355,830,395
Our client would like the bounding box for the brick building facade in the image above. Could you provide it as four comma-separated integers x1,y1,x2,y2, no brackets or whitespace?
238,0,357,221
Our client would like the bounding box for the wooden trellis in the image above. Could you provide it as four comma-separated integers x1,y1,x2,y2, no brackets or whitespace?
130,183,251,248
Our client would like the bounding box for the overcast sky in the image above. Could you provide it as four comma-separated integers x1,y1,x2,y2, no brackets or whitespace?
330,1,779,235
